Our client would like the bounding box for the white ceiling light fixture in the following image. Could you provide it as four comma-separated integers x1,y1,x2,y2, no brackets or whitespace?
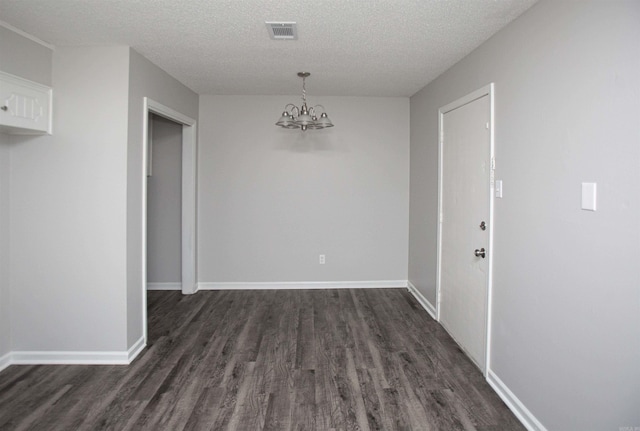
275,72,334,132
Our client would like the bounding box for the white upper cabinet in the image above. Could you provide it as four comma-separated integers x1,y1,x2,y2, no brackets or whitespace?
0,71,52,135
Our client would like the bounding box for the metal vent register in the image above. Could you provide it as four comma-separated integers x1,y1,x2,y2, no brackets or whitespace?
265,22,298,40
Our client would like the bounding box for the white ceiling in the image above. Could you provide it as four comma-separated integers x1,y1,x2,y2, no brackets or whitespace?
0,0,537,97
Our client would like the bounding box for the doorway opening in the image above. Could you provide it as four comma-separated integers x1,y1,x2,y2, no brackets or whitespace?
142,98,197,344
147,114,182,290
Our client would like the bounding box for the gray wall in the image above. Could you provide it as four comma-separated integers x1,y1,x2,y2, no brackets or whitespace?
4,41,198,353
198,95,409,284
1,29,198,355
0,25,52,86
10,46,130,351
147,114,182,284
127,49,198,345
0,25,53,358
408,1,640,429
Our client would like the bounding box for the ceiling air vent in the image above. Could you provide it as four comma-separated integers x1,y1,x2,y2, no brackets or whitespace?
265,22,298,40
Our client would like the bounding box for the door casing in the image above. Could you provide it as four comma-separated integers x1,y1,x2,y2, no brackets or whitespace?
436,83,495,376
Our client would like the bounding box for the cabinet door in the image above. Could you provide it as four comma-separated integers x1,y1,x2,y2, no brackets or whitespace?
0,71,52,135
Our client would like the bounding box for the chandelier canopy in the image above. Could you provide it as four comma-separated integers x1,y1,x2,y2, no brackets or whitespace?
275,72,334,131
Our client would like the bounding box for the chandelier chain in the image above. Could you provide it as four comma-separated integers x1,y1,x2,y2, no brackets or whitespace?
301,76,307,104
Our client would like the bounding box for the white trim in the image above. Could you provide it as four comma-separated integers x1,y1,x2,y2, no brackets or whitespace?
406,281,437,319
197,280,408,291
10,350,131,365
485,84,496,374
436,96,444,323
0,20,55,50
437,83,495,377
127,336,146,362
146,100,195,126
487,370,548,431
0,351,11,372
180,119,197,296
147,282,181,290
142,98,198,345
0,70,51,92
0,337,146,368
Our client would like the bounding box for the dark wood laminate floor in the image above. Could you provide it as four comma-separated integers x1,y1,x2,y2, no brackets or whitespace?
0,289,525,430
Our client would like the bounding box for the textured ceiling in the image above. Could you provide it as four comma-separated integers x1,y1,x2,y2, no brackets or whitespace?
0,0,537,96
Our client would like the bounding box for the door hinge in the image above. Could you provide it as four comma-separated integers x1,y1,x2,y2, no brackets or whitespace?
491,158,496,170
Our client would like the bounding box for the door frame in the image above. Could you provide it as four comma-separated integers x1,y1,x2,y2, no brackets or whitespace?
142,97,197,343
436,83,495,376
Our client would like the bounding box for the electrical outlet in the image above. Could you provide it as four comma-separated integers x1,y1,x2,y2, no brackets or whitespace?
319,254,325,265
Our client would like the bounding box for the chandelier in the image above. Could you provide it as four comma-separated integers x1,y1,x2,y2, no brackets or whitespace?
275,72,334,131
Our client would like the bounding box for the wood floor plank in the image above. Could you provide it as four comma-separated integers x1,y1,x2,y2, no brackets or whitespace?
313,291,348,430
182,386,225,431
234,294,284,431
341,290,376,370
343,352,374,431
381,386,412,431
13,383,72,431
290,369,316,431
0,366,74,429
391,351,435,430
210,360,249,431
0,289,526,431
263,292,298,431
0,365,38,394
357,367,385,431
223,361,261,431
294,291,315,371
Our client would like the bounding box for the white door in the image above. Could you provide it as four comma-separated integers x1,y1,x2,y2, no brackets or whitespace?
439,90,492,371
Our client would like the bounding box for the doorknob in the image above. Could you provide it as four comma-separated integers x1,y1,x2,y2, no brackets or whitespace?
474,248,486,258
479,221,486,231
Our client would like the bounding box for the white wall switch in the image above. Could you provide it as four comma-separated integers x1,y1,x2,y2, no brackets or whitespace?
495,180,503,198
581,182,597,211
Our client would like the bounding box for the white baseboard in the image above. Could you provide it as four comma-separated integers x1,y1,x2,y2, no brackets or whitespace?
147,282,181,290
0,351,11,372
407,281,437,319
10,348,139,366
0,337,147,369
487,369,548,431
127,336,146,362
197,280,408,291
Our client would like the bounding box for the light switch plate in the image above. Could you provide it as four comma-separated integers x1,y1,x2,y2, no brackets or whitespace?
495,180,503,198
581,182,597,211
